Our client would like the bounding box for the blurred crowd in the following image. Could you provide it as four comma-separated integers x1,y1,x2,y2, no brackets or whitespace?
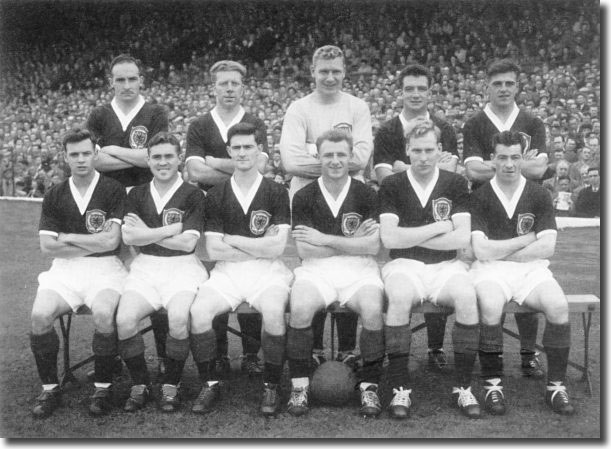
0,0,600,216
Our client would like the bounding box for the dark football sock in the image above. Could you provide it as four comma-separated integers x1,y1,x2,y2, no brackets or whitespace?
190,330,217,383
336,312,358,352
479,323,504,379
263,362,283,385
385,324,411,387
543,321,571,382
30,329,60,385
516,312,539,354
119,334,149,385
425,312,448,351
150,311,168,359
238,313,262,355
452,322,479,387
359,328,385,384
212,313,229,358
92,330,118,383
163,335,190,385
311,311,326,351
287,326,313,379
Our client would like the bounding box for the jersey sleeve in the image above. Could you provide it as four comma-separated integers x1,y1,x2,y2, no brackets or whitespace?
185,119,206,163
373,124,401,170
39,189,62,237
534,187,557,236
270,185,290,227
106,181,127,224
462,117,485,163
377,177,400,219
439,121,458,157
203,188,224,235
451,175,470,216
181,188,206,237
351,100,374,170
125,187,140,216
530,117,547,155
291,189,313,229
469,189,489,236
255,118,269,154
149,105,170,136
361,184,379,221
86,107,106,146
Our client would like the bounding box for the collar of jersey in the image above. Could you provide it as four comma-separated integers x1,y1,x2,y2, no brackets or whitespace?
406,167,440,208
150,176,184,215
211,106,245,144
69,171,101,215
490,175,527,219
484,102,519,132
231,172,263,214
317,176,351,218
111,95,146,132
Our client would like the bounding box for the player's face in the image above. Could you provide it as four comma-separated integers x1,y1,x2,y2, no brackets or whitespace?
492,143,523,183
228,133,260,172
147,143,181,183
586,170,599,189
111,62,142,103
64,139,97,179
318,139,352,181
487,72,518,108
401,75,430,114
312,57,345,97
214,70,243,110
407,131,441,178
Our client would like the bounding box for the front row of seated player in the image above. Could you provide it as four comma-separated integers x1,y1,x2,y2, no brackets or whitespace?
30,122,575,421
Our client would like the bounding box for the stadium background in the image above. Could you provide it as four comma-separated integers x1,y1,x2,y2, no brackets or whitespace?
0,0,602,439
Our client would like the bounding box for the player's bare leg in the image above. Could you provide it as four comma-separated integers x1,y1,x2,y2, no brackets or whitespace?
436,274,480,418
254,288,288,416
384,273,419,419
116,291,156,412
189,287,232,414
159,292,196,413
30,290,72,418
88,290,120,416
286,280,326,416
476,281,507,416
346,285,384,418
523,280,574,415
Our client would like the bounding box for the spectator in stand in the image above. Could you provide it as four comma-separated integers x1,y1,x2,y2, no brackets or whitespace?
572,166,600,217
543,160,579,194
550,176,574,217
568,146,593,187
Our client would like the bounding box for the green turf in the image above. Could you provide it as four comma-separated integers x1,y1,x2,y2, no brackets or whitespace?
0,200,600,438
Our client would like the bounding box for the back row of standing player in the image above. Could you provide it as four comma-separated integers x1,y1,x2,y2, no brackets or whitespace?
29,48,575,420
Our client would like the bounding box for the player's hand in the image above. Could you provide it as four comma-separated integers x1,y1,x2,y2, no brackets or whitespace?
292,225,329,246
353,219,379,237
392,160,409,173
402,116,429,137
205,156,218,168
523,149,538,160
264,224,279,236
123,213,149,229
437,219,454,234
102,220,115,232
438,151,454,164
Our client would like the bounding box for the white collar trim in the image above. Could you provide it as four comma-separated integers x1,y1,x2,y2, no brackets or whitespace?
111,95,146,132
490,175,527,219
317,176,352,218
150,176,184,214
69,171,100,215
231,172,263,214
406,167,440,208
211,106,245,144
484,103,519,132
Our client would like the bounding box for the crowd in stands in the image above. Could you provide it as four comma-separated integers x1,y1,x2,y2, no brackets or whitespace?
0,0,600,216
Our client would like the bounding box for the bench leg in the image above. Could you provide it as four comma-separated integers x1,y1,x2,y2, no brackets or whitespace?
59,315,78,388
581,312,593,396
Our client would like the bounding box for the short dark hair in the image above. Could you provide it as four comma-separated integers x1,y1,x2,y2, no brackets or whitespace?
487,59,521,79
405,120,440,144
491,130,524,153
396,64,432,90
315,128,353,153
557,175,571,183
109,54,142,75
210,60,247,82
587,166,599,174
147,132,181,155
227,122,261,146
62,127,94,152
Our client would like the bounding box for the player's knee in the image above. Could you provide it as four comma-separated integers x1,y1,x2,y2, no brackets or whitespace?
31,309,55,335
189,300,214,332
541,298,569,324
115,309,140,336
289,299,318,328
92,310,115,333
167,309,190,338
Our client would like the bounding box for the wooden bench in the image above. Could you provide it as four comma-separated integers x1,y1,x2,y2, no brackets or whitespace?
58,294,599,395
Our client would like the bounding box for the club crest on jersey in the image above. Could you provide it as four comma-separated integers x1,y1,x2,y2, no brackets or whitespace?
432,197,452,221
250,210,271,235
341,212,362,236
129,125,148,149
518,132,532,153
85,209,106,233
163,208,184,226
334,122,353,133
517,213,535,235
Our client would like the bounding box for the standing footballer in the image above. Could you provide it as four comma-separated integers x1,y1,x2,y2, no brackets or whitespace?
470,130,574,416
117,132,207,412
30,127,127,418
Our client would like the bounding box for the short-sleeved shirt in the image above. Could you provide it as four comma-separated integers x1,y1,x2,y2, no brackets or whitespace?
463,105,547,190
470,177,557,241
185,109,268,191
87,101,169,187
39,172,126,258
292,177,377,237
373,114,458,171
205,174,290,237
126,178,205,257
378,168,470,264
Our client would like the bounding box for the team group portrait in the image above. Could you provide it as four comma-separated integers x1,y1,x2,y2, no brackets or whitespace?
0,0,600,439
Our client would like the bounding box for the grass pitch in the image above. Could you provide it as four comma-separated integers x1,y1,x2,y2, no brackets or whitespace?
0,200,600,438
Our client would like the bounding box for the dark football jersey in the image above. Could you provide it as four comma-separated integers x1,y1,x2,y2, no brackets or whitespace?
185,111,268,191
126,180,205,257
470,179,557,240
205,176,289,237
87,102,169,187
378,169,470,264
373,114,458,169
292,177,377,237
39,174,126,257
463,108,547,190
